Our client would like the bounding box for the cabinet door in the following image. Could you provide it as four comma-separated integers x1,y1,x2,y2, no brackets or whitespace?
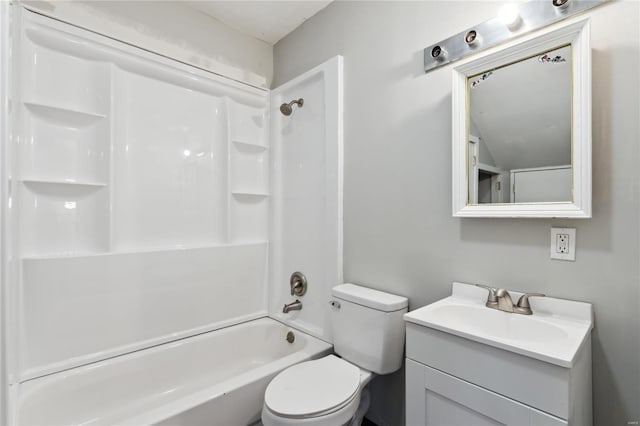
406,359,567,426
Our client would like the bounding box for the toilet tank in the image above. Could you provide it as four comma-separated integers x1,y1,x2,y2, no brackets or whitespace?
329,284,408,375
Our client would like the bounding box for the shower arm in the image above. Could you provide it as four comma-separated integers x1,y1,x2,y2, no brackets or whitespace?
286,98,304,108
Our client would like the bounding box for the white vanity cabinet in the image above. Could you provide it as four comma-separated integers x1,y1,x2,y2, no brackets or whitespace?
406,358,568,426
404,283,593,426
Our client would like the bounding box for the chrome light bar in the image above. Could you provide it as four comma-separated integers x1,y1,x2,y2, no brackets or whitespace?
423,0,606,73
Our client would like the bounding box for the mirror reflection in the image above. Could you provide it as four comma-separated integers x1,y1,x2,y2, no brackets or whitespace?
467,45,572,204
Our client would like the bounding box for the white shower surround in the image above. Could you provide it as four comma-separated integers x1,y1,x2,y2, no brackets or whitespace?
1,4,343,424
13,9,270,382
269,57,344,341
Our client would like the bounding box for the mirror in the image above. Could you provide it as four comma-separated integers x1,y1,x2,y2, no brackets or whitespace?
469,45,571,204
452,20,591,218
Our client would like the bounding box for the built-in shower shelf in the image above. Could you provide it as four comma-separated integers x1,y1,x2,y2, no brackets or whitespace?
232,140,268,150
22,250,108,261
231,191,269,197
22,179,108,188
24,102,107,126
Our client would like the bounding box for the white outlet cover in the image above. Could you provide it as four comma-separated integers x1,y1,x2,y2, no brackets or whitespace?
550,227,576,261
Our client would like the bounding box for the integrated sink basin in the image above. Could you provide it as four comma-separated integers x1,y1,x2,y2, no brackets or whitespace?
429,304,569,343
404,282,593,367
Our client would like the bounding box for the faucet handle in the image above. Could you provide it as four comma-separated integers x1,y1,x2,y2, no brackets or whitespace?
515,293,545,315
516,293,545,308
290,272,307,296
474,284,497,303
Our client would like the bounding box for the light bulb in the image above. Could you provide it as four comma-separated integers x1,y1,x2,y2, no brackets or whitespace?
497,4,521,28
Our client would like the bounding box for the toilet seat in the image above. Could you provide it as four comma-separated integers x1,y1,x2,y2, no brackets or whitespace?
264,355,361,419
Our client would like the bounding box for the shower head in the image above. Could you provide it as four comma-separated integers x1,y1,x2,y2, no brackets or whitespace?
279,103,293,116
280,98,304,116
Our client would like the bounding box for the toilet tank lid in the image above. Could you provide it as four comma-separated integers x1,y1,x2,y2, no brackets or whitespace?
332,284,408,312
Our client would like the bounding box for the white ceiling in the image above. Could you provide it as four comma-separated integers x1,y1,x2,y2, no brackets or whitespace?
187,1,333,44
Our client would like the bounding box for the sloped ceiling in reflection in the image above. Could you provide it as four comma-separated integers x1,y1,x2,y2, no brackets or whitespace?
470,45,571,170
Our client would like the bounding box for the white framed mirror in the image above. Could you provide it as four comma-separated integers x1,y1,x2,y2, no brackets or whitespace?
452,19,591,218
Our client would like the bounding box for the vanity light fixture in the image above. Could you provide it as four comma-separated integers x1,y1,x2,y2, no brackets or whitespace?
423,0,605,73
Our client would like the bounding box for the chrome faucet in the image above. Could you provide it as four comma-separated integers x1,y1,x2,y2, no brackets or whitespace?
283,299,302,313
496,288,515,312
475,284,544,315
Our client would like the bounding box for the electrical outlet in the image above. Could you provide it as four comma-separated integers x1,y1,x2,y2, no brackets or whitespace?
550,227,576,261
557,233,569,253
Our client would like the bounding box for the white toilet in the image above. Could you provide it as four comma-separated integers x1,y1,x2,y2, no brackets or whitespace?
262,283,408,426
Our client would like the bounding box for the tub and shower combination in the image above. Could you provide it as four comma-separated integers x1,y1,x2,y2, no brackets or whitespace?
4,4,341,425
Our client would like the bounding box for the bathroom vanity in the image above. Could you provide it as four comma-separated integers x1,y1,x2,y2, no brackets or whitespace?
404,282,593,426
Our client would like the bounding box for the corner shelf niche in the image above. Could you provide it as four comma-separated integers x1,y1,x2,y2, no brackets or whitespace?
229,193,268,243
230,141,269,196
227,99,269,245
22,101,110,185
21,34,111,116
228,100,266,148
20,181,110,257
19,73,110,258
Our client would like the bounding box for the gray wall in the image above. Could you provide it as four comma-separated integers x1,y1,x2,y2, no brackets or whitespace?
273,1,640,425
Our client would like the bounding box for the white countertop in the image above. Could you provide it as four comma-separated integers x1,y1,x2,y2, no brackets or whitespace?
403,282,593,367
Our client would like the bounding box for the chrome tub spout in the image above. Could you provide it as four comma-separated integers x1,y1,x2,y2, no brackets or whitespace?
283,299,302,313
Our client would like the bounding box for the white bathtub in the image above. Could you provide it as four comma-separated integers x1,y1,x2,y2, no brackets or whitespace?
16,317,332,425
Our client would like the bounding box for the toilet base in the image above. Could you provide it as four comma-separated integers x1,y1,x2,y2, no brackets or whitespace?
349,386,370,426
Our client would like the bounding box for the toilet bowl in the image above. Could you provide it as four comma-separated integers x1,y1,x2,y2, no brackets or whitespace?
261,355,372,426
262,284,408,426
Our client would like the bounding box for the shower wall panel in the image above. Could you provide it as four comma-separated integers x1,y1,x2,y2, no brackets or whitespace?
12,10,269,381
112,69,228,249
268,57,343,341
21,244,267,380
